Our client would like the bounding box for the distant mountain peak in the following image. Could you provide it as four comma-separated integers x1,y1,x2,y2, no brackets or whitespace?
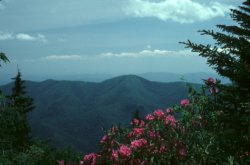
42,79,57,83
102,75,148,83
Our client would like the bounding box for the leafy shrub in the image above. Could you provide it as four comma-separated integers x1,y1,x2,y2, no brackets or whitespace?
78,78,249,165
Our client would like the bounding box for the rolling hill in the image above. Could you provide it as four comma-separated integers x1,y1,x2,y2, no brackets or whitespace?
0,72,230,85
1,75,193,153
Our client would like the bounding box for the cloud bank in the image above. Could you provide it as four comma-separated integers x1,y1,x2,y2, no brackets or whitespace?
100,49,195,58
43,55,82,60
0,32,14,40
0,32,47,42
125,0,233,23
43,49,195,61
32,48,207,75
16,33,36,41
16,33,47,42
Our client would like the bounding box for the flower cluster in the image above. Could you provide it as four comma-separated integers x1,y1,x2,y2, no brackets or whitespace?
131,138,147,149
79,98,196,165
119,145,132,158
180,99,189,107
59,77,250,164
153,109,165,119
205,77,219,95
165,115,176,126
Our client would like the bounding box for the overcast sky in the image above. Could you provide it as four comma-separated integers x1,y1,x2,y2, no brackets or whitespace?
0,0,243,83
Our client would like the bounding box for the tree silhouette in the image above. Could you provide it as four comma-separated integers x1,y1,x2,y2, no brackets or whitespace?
0,52,9,100
8,68,35,113
6,69,35,148
181,0,250,157
0,52,9,67
181,0,250,109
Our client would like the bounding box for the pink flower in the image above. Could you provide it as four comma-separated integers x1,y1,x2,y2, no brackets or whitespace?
181,99,189,107
100,135,108,143
127,131,134,138
166,108,172,113
112,150,118,160
160,145,167,153
131,119,145,128
178,148,187,157
148,131,157,139
145,114,154,121
79,160,84,165
207,77,215,84
165,115,176,126
153,109,165,119
131,118,140,126
139,120,145,127
133,128,144,136
57,160,65,165
131,138,147,149
119,145,132,158
83,153,97,165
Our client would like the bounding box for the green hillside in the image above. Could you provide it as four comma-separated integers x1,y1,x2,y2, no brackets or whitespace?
1,75,191,153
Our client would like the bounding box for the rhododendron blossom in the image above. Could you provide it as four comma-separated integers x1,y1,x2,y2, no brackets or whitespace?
100,135,108,143
139,120,145,127
178,148,187,157
160,145,167,153
207,77,215,85
131,118,140,126
181,99,189,107
83,153,97,165
127,131,134,138
133,128,144,136
57,160,65,165
165,115,176,126
131,138,147,149
145,114,154,121
112,150,118,160
119,145,132,158
153,109,165,119
148,130,157,139
166,108,172,113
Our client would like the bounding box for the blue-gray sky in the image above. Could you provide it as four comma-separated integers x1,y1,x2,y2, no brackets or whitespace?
0,0,243,82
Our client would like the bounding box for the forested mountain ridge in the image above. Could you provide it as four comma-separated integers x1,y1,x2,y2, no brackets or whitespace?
1,75,192,152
